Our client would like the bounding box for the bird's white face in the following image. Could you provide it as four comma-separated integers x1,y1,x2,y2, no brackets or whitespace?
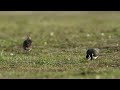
87,55,98,60
87,55,91,60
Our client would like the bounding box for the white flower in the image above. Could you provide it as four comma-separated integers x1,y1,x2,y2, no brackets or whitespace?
10,53,14,56
108,35,112,39
101,33,105,36
96,75,100,79
86,34,90,37
44,42,47,45
50,32,54,36
116,43,119,46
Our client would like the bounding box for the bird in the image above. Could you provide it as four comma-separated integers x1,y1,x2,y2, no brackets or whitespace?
86,48,99,60
23,34,32,52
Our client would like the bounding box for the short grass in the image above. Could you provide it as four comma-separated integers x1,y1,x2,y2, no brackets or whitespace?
0,11,120,79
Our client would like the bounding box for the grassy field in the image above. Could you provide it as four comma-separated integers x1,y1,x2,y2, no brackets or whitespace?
0,11,120,79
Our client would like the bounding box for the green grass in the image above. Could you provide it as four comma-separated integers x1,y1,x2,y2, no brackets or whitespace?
0,11,120,79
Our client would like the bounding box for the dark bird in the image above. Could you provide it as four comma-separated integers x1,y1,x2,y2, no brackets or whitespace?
86,48,99,60
23,35,32,51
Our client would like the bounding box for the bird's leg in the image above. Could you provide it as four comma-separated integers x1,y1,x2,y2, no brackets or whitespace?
90,54,93,60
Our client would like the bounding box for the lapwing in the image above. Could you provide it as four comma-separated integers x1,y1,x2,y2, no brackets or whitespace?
23,35,32,52
86,48,99,60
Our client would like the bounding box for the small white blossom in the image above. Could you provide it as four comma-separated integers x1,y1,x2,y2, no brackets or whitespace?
86,34,90,37
96,75,100,79
108,35,112,39
116,43,119,46
10,53,14,56
44,42,47,45
50,32,54,36
101,33,105,36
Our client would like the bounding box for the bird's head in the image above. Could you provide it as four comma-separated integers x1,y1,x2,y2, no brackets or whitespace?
26,32,32,40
